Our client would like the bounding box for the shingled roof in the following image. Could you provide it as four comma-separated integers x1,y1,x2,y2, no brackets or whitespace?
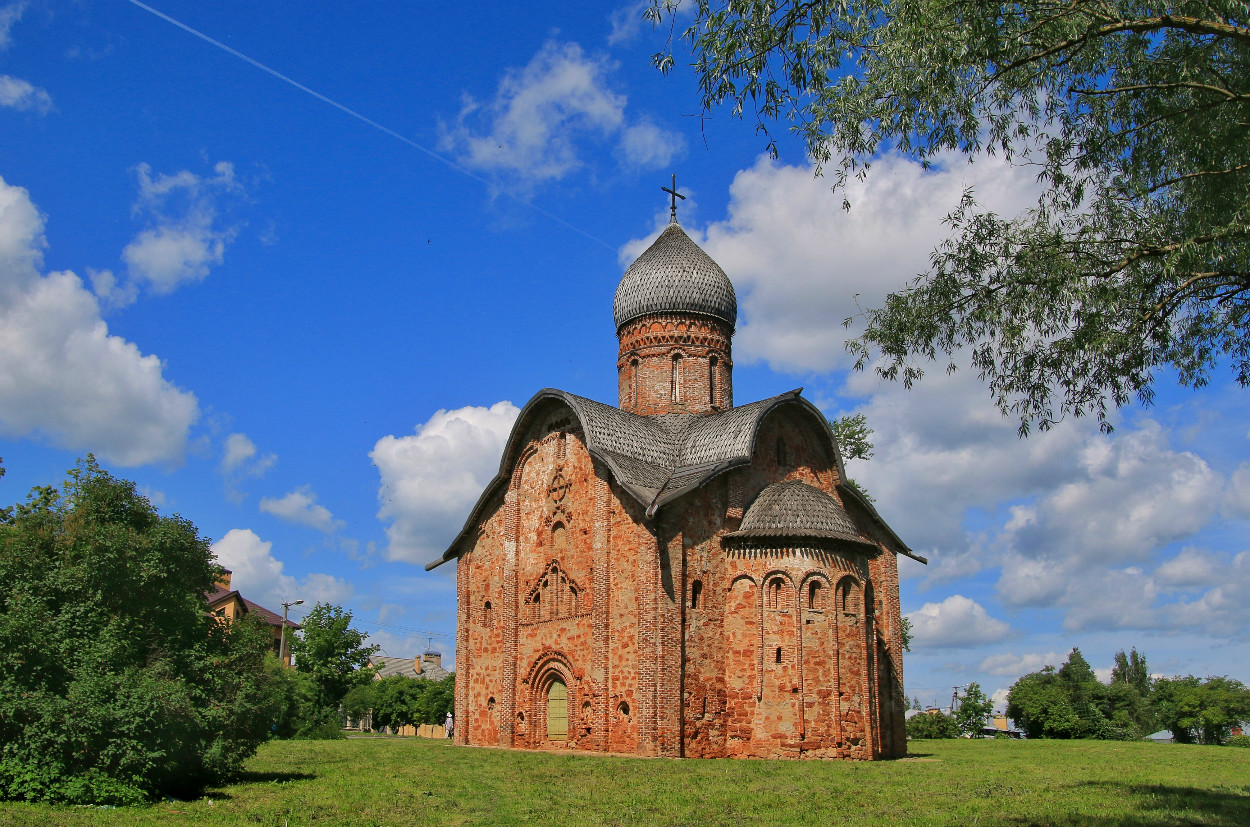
613,222,737,330
723,480,880,554
428,388,861,570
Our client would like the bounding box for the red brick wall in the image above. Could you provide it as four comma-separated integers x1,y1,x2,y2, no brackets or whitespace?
616,313,733,415
454,399,906,759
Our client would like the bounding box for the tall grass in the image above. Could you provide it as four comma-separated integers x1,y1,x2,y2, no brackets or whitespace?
1,737,1246,826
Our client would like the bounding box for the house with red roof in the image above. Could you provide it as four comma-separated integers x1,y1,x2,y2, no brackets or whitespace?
207,569,300,666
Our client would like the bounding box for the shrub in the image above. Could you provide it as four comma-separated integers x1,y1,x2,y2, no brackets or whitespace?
1226,734,1250,749
906,712,960,739
0,458,279,804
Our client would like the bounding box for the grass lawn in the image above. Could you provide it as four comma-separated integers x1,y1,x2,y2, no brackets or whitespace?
1,737,1246,826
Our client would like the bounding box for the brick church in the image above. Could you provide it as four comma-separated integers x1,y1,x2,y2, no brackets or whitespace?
427,206,924,759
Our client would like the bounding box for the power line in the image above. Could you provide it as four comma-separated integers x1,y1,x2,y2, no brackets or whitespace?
124,0,615,252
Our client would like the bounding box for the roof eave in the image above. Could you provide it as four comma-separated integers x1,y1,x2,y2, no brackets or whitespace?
836,482,927,565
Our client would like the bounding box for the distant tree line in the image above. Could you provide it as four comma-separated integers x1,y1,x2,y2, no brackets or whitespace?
1006,648,1250,744
341,674,455,732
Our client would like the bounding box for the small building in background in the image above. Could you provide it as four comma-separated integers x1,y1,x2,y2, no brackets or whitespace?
206,569,300,666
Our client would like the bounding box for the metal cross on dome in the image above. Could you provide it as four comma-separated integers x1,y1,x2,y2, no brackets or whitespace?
662,173,686,223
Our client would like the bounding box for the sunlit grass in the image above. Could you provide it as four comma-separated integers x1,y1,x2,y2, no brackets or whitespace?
2,737,1247,826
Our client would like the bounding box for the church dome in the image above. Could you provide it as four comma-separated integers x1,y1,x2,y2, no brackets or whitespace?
726,480,875,550
613,222,737,330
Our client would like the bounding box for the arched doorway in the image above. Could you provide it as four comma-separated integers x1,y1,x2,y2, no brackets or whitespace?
547,679,568,741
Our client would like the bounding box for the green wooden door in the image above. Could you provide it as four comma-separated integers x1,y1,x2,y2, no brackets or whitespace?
547,680,568,741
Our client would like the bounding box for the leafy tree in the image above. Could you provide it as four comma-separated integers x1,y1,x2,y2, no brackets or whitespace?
955,682,993,737
0,457,279,804
1111,647,1151,694
267,658,343,739
341,682,378,729
830,412,875,500
1007,668,1082,739
290,603,378,711
906,710,959,739
830,412,874,461
1153,676,1250,745
413,674,456,727
651,1,1250,434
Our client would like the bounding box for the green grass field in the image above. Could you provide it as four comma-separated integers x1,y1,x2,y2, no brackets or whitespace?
1,737,1246,826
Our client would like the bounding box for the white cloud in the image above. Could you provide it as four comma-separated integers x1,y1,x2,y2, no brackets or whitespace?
259,486,345,533
626,153,1043,374
121,161,243,294
440,40,682,192
616,119,686,169
906,595,1011,649
0,2,25,50
210,528,353,614
371,401,520,564
221,432,275,474
979,651,1062,677
1223,462,1250,520
0,176,198,466
840,366,1092,579
1155,546,1228,590
607,1,649,44
86,267,137,312
995,421,1223,621
219,432,276,502
1163,550,1250,638
0,75,51,114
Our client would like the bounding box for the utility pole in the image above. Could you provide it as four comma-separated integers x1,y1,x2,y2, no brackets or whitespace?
280,599,304,666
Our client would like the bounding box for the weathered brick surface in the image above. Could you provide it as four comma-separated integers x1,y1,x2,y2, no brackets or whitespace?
451,304,907,760
617,313,733,415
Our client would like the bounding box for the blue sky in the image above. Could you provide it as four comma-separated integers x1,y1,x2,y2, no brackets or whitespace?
2,0,1246,711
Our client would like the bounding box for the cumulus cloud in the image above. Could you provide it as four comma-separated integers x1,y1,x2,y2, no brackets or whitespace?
906,595,1011,649
979,651,1062,677
440,40,683,192
221,432,275,474
210,528,353,613
219,432,276,502
120,161,243,296
1223,462,1250,520
0,75,51,114
994,421,1223,623
259,486,345,533
1163,550,1250,638
371,401,520,564
620,154,1042,374
840,366,1092,579
831,361,1242,638
0,176,198,466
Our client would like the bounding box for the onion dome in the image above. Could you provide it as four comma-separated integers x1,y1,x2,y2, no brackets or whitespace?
613,222,737,331
725,480,878,552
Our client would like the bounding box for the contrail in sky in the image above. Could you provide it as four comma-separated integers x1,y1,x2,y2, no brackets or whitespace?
125,0,615,251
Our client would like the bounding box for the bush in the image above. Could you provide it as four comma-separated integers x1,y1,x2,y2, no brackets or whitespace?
0,458,279,804
907,712,960,739
1225,734,1250,748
